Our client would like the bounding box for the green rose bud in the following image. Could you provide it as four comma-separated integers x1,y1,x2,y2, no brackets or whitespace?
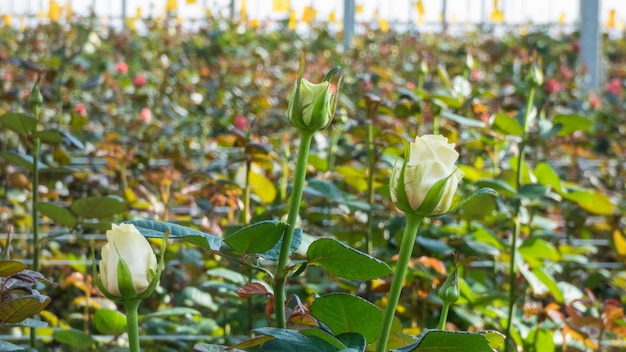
527,62,544,87
28,76,44,107
287,54,340,132
465,52,474,70
288,79,334,130
438,265,460,305
419,60,428,75
98,224,158,299
390,134,463,217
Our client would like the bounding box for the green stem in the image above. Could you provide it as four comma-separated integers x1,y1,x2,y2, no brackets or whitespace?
433,114,440,135
280,134,290,203
438,303,451,330
242,159,251,225
274,130,315,329
123,299,142,352
328,126,340,172
364,120,376,299
504,86,535,351
30,103,40,349
376,213,423,352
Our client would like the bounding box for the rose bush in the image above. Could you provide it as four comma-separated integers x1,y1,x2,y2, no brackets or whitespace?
390,134,463,216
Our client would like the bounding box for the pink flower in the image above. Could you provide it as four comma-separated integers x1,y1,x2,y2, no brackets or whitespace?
559,65,573,80
140,108,152,123
114,61,128,74
74,103,87,117
606,78,621,95
545,79,563,94
589,94,601,109
470,69,484,81
406,82,416,89
133,73,147,88
233,115,248,131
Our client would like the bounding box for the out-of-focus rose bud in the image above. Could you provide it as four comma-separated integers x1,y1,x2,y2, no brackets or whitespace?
233,115,248,131
115,61,128,74
140,108,152,123
133,73,147,88
74,103,87,117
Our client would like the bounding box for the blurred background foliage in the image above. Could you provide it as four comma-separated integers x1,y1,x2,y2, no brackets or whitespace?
0,15,625,351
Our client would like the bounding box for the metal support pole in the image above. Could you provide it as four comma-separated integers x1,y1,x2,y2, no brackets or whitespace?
579,0,601,93
343,0,355,49
441,0,448,32
121,0,127,30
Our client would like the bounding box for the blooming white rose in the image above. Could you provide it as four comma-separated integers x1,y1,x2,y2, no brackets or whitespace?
99,223,157,297
390,134,464,216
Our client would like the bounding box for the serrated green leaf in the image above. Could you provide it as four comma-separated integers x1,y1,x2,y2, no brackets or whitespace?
300,329,348,350
143,307,202,318
304,179,344,202
473,179,515,197
259,228,302,260
532,267,564,303
0,339,27,351
307,238,392,280
35,202,78,228
480,330,505,349
0,152,44,169
224,220,289,255
552,114,592,136
392,330,496,351
336,333,366,352
94,309,127,335
253,327,338,352
534,162,563,193
0,112,37,134
310,293,383,343
125,220,222,251
492,113,523,136
34,130,63,143
53,329,95,349
0,261,27,276
562,189,615,215
518,183,548,200
440,110,485,127
70,195,126,219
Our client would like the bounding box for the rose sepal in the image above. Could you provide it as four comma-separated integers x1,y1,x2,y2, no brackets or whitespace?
92,231,168,302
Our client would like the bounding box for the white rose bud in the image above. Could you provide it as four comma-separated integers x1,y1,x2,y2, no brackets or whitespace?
288,78,336,131
99,223,157,298
390,134,464,216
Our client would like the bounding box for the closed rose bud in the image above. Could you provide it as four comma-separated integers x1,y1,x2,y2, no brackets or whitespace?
390,134,463,216
99,224,157,298
527,63,544,87
288,78,335,131
438,266,460,304
115,61,128,74
133,73,147,88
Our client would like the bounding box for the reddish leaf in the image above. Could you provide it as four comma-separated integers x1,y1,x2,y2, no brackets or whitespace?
235,282,271,298
265,295,275,323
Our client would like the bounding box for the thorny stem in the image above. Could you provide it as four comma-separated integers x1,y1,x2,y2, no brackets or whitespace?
274,130,314,328
376,213,423,352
